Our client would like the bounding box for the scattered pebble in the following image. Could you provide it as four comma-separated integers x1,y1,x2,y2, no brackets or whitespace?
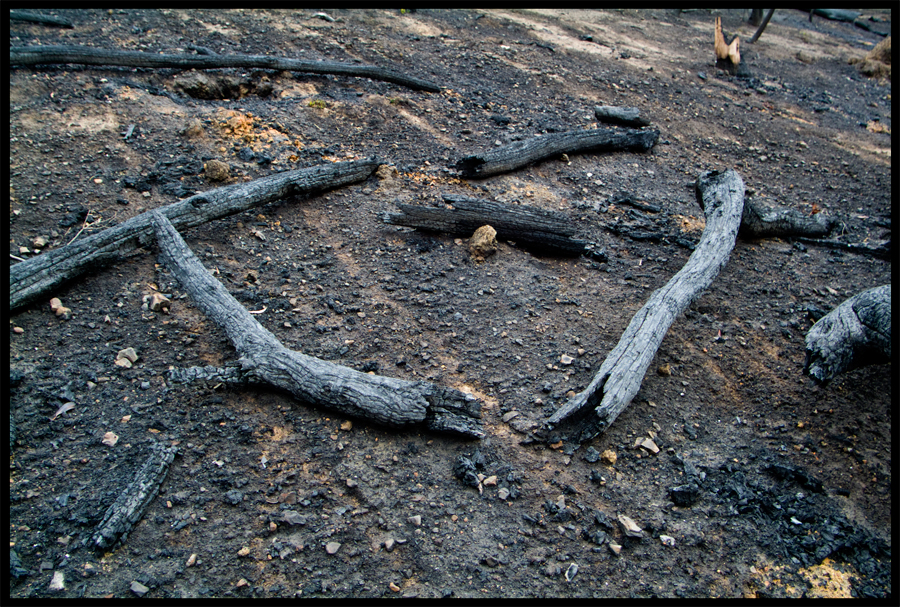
498,488,510,500
640,438,660,454
482,475,497,486
384,538,396,552
660,535,676,547
600,449,617,465
101,432,119,447
565,563,579,581
186,553,197,567
560,354,574,365
657,363,671,376
13,327,24,334
236,578,249,588
389,582,401,592
147,292,171,313
33,236,48,248
617,514,644,538
501,411,519,423
408,515,422,526
608,543,622,555
115,347,139,368
49,297,71,320
204,159,230,181
340,420,353,431
468,225,497,261
669,484,700,507
49,570,65,592
325,541,341,555
130,581,149,596
584,446,600,463
237,546,251,557
283,511,305,525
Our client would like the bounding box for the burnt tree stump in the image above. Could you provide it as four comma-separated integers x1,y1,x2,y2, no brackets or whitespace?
10,159,378,311
543,169,745,444
151,212,484,438
804,284,891,384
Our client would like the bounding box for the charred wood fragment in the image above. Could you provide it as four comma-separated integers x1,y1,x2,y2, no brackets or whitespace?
738,200,834,239
594,106,651,128
152,212,483,438
9,45,441,92
454,127,659,178
791,237,891,260
804,284,891,384
9,11,74,28
10,159,378,312
384,194,592,255
543,169,745,444
89,442,177,550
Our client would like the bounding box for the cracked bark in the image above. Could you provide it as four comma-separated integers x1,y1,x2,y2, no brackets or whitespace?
804,284,891,384
89,442,177,550
542,169,745,444
152,212,483,438
10,159,378,312
9,45,441,92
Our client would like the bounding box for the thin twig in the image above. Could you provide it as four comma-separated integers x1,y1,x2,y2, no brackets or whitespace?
10,254,28,262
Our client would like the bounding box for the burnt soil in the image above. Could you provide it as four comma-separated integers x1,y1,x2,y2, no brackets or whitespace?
7,9,892,599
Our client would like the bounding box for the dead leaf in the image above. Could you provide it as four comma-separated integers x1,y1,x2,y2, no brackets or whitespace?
50,402,75,421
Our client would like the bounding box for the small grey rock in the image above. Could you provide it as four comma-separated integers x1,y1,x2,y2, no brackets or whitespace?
224,490,243,505
130,581,149,596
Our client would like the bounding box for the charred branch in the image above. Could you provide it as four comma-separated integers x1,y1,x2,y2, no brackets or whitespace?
89,442,177,550
594,106,651,128
9,11,74,28
804,284,891,384
152,212,483,438
9,159,378,312
542,169,745,444
384,194,592,255
454,127,658,178
9,45,441,92
738,200,834,239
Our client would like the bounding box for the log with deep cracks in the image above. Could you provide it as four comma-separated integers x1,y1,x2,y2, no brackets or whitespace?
9,45,441,92
454,127,659,178
150,211,484,438
804,284,891,384
9,159,378,312
541,169,745,445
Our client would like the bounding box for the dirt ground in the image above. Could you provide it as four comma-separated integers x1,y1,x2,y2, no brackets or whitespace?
7,8,892,599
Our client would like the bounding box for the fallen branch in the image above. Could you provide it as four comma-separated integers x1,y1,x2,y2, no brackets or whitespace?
384,194,592,255
9,10,74,28
594,106,651,128
804,284,891,384
152,212,484,438
454,127,659,178
542,169,745,444
740,200,834,239
89,442,177,550
9,45,441,92
749,9,775,44
791,237,891,260
10,159,378,312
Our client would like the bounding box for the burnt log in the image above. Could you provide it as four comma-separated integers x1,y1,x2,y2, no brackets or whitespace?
543,169,745,444
791,237,891,260
740,200,834,239
384,194,593,255
9,159,378,312
594,106,651,128
9,11,74,28
89,442,177,550
749,9,776,44
9,45,440,92
151,211,483,438
804,285,891,384
454,127,659,178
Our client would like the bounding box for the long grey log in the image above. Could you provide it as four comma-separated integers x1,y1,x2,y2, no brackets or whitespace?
9,11,74,28
9,159,378,312
454,127,659,178
804,284,891,384
9,45,441,92
151,212,484,438
384,194,591,255
89,442,177,550
542,169,745,444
